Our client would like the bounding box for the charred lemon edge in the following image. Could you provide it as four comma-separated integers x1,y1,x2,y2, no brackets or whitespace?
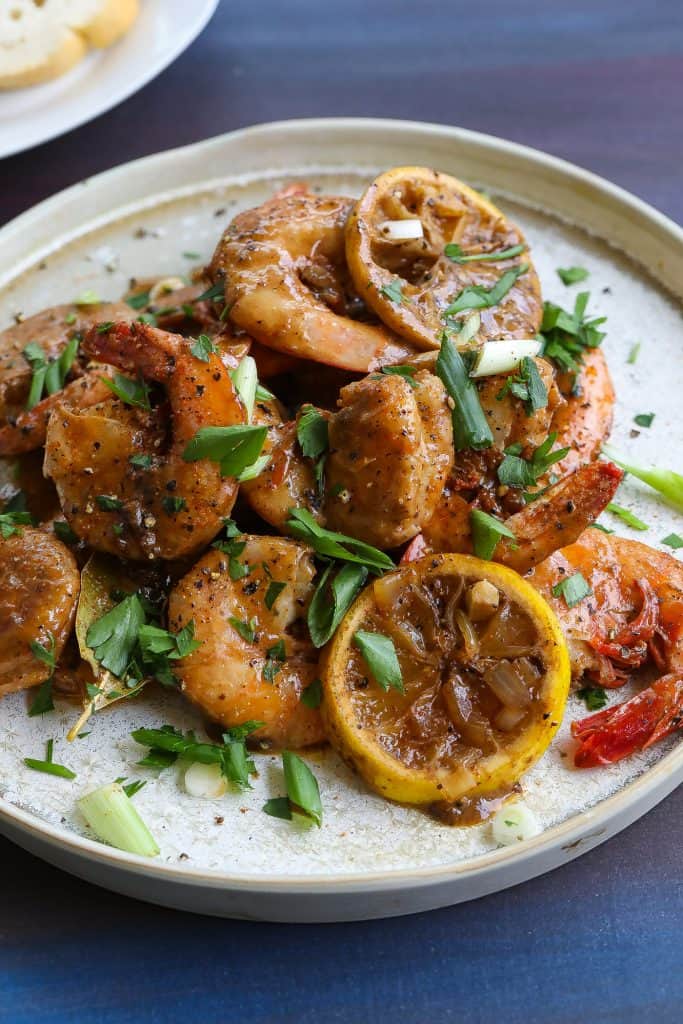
345,165,540,351
321,553,571,806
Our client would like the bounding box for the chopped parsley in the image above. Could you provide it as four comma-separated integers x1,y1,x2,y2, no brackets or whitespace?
161,495,186,516
633,412,655,428
296,405,329,497
496,356,548,415
557,266,589,286
229,616,257,644
190,334,219,362
497,433,569,491
129,453,152,470
132,721,263,789
380,278,408,304
577,686,608,711
540,292,606,374
627,342,640,365
96,495,123,512
551,571,592,608
126,290,151,311
0,508,32,539
661,533,683,550
263,751,323,827
470,509,516,560
27,634,57,717
265,580,286,611
53,520,78,544
353,630,404,694
378,364,418,388
443,264,528,317
300,679,323,709
286,508,394,576
307,563,368,648
182,425,267,478
101,372,152,410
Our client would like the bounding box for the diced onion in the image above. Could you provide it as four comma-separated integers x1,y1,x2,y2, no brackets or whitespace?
466,580,500,622
149,277,186,302
492,801,541,845
184,762,227,799
483,660,532,709
494,705,526,732
468,339,542,378
378,218,424,241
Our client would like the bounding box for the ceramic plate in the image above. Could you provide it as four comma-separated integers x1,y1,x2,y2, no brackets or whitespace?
1,119,682,922
0,0,219,159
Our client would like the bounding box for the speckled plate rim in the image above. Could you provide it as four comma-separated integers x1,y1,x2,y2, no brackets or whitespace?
1,118,682,919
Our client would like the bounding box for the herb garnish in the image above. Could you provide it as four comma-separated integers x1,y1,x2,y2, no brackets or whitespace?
539,292,606,374
577,686,608,711
129,453,152,470
470,509,516,560
445,242,525,265
354,630,404,693
627,342,640,365
182,425,267,478
126,290,151,311
557,266,589,286
296,405,329,497
380,279,408,305
300,679,323,709
162,496,186,516
0,508,32,539
263,751,323,826
662,533,683,550
307,563,368,648
286,508,394,575
23,336,79,409
435,333,493,451
379,365,418,388
132,721,263,789
27,633,56,717
265,580,286,611
606,502,648,531
497,433,569,491
102,372,152,410
551,572,592,608
496,355,548,415
633,413,655,428
24,739,76,780
443,264,528,317
54,520,78,544
96,495,123,512
229,616,257,644
602,446,683,512
190,334,219,362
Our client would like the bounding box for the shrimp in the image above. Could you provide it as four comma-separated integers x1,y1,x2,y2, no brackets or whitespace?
415,461,623,574
0,526,80,697
44,320,245,561
241,397,322,532
325,369,453,548
168,536,324,748
242,369,454,548
210,190,420,372
527,529,683,766
0,301,136,454
550,349,615,477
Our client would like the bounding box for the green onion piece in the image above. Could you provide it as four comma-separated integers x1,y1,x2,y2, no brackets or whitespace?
436,334,493,451
265,580,286,610
126,290,151,311
445,243,525,265
263,796,293,820
551,571,592,608
662,533,683,550
24,757,76,779
353,630,404,693
300,678,323,709
283,751,323,827
74,290,101,306
627,342,640,365
78,782,159,856
470,509,516,560
230,356,258,421
606,502,648,531
633,412,655,428
101,372,151,410
602,447,683,512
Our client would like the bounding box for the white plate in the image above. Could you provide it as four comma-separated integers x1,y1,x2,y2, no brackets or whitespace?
0,0,219,159
1,119,682,922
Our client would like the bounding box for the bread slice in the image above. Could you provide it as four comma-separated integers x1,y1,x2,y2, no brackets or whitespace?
0,0,139,91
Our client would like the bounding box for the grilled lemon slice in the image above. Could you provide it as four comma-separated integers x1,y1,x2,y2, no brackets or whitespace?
322,554,569,819
345,166,542,350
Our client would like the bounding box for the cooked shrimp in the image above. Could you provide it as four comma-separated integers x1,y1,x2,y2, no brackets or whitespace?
417,461,623,574
0,372,114,456
241,397,322,532
325,369,453,548
0,527,80,697
210,190,420,372
44,320,245,561
345,166,542,350
0,301,135,453
550,349,615,476
527,529,683,765
168,536,324,748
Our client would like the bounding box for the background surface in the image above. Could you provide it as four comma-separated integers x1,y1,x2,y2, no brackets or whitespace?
2,2,682,1022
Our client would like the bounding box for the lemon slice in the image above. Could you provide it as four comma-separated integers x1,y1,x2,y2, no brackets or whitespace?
345,166,542,351
322,554,569,817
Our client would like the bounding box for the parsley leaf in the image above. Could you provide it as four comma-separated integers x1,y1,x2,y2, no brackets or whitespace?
0,509,32,539
380,279,408,304
102,372,152,410
470,509,516,560
443,264,528,316
182,425,267,477
551,572,592,608
662,533,683,550
497,432,569,491
557,266,589,286
229,616,257,644
353,630,404,693
307,563,368,648
300,679,323,709
296,406,329,460
265,580,286,611
162,495,186,516
540,292,606,374
633,412,655,428
86,594,146,678
286,508,394,576
577,686,608,711
496,356,548,415
190,334,219,362
379,365,418,388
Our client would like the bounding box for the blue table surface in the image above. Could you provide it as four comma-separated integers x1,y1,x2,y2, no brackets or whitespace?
2,3,682,1021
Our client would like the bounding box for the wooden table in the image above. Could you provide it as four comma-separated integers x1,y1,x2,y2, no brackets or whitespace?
2,3,682,1021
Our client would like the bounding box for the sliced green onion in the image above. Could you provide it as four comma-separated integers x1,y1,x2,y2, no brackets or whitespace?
230,356,258,421
443,264,528,316
606,502,648,531
469,339,542,378
282,751,323,827
603,445,683,512
436,334,493,451
78,782,159,856
445,243,525,265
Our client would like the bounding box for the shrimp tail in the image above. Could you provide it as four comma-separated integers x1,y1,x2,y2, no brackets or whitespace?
82,321,182,382
498,460,623,574
572,674,683,766
0,372,113,456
